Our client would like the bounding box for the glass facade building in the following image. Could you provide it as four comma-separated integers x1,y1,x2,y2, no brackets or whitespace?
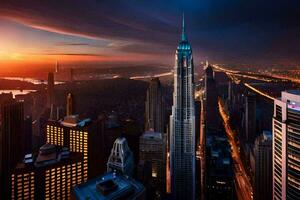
273,91,300,200
169,15,196,200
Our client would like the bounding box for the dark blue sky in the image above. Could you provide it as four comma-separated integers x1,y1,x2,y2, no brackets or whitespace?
0,0,300,69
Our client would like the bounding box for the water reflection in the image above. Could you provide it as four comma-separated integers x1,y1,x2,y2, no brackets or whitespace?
1,77,64,85
0,90,36,98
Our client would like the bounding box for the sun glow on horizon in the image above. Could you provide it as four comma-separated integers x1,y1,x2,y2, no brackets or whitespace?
0,18,167,75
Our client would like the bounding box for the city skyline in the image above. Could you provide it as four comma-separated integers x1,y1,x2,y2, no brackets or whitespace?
1,1,300,200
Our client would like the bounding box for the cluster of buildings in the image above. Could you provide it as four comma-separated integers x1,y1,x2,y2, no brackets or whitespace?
0,15,198,200
12,144,82,199
203,64,235,199
0,47,169,200
227,76,275,200
0,15,197,200
0,98,147,200
206,65,274,200
3,13,300,200
207,60,300,200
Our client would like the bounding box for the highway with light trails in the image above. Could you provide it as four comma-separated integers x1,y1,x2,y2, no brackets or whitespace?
213,64,277,101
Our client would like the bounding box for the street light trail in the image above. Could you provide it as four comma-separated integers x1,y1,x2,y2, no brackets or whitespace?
244,83,275,101
199,98,206,200
166,148,171,193
218,98,253,200
213,64,275,101
130,71,173,80
212,64,275,82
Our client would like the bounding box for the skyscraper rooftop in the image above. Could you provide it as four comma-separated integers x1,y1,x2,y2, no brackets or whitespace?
141,130,162,140
16,144,80,169
273,90,300,199
107,137,134,176
73,172,145,200
60,114,91,127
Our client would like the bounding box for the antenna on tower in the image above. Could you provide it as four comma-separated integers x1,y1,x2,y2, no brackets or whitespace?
181,13,187,41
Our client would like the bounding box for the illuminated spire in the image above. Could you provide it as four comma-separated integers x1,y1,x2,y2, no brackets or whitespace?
181,13,187,41
171,11,195,200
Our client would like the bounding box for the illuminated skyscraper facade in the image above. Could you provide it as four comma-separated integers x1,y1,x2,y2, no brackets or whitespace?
273,91,300,199
45,115,105,180
169,15,196,200
11,144,82,200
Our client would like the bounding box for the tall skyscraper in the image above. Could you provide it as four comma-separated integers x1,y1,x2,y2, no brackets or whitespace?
145,77,164,132
0,100,24,199
245,92,256,143
169,15,196,200
107,137,134,176
204,62,220,130
47,72,54,108
251,131,272,200
273,90,300,200
66,93,73,116
139,130,166,194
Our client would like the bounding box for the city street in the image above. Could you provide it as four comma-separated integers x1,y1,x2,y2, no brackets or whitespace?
218,98,253,200
199,99,206,200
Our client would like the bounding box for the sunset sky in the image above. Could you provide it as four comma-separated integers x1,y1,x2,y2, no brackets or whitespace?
0,0,300,74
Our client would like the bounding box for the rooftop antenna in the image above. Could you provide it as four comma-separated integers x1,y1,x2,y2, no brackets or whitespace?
181,13,187,41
